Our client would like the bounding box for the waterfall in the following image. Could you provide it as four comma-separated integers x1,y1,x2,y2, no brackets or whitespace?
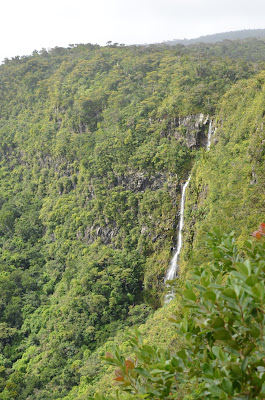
164,119,214,303
165,176,191,303
206,120,212,150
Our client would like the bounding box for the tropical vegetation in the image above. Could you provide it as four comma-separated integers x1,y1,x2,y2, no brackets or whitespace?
0,36,264,399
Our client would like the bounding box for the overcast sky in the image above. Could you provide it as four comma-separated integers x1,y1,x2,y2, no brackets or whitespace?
1,0,264,62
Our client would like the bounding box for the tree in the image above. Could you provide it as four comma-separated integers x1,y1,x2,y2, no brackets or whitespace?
100,225,265,399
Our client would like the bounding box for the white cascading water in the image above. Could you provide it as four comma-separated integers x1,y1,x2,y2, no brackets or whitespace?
165,120,213,303
206,120,212,150
165,176,191,303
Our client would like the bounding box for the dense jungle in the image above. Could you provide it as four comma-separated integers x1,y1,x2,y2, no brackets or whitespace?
0,36,265,399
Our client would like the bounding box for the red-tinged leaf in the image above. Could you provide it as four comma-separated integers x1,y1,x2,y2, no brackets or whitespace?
114,368,124,378
251,231,262,240
105,352,113,359
125,359,135,369
259,223,265,233
114,376,124,381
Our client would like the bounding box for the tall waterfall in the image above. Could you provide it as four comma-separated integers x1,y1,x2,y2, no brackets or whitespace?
206,120,212,150
165,176,190,303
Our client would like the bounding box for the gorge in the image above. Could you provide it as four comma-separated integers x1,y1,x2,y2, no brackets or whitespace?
0,38,264,399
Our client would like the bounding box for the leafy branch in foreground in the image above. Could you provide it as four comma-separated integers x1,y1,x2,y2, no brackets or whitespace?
98,225,265,399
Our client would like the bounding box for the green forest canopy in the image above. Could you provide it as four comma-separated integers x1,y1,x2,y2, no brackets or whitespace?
0,38,264,399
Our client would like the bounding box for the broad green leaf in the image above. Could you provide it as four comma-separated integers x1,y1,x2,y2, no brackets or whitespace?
212,318,224,328
214,329,232,341
223,288,237,300
212,346,220,359
252,282,265,300
204,291,217,301
150,369,167,374
245,275,259,287
228,363,242,377
241,356,249,373
183,289,196,302
177,349,187,359
235,262,249,277
244,240,252,249
134,368,152,379
202,363,214,378
221,377,233,395
208,384,224,396
171,357,184,371
186,281,193,290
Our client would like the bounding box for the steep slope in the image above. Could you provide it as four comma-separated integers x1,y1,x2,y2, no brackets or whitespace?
0,42,264,399
182,70,265,270
90,70,265,400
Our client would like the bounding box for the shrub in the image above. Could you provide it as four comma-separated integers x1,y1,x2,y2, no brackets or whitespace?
98,225,265,399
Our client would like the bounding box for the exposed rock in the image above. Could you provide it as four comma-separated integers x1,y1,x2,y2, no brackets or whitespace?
250,166,257,185
79,171,179,246
173,113,210,149
159,114,217,149
141,226,148,234
114,171,169,193
84,224,119,245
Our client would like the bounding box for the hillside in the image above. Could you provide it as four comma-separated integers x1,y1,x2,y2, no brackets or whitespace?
163,28,265,45
0,40,264,399
91,69,265,400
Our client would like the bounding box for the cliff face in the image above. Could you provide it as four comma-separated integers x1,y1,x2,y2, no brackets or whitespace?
181,71,265,271
69,113,212,248
175,113,210,148
82,171,178,245
160,113,212,149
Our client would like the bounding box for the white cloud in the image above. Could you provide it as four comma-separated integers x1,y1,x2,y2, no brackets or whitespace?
0,0,264,61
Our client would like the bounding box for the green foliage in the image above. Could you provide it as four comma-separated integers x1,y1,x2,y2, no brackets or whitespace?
0,39,264,398
182,70,265,272
101,230,265,399
164,29,265,47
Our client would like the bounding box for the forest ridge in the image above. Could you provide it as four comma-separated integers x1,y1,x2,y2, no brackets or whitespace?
0,37,264,399
162,28,265,45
